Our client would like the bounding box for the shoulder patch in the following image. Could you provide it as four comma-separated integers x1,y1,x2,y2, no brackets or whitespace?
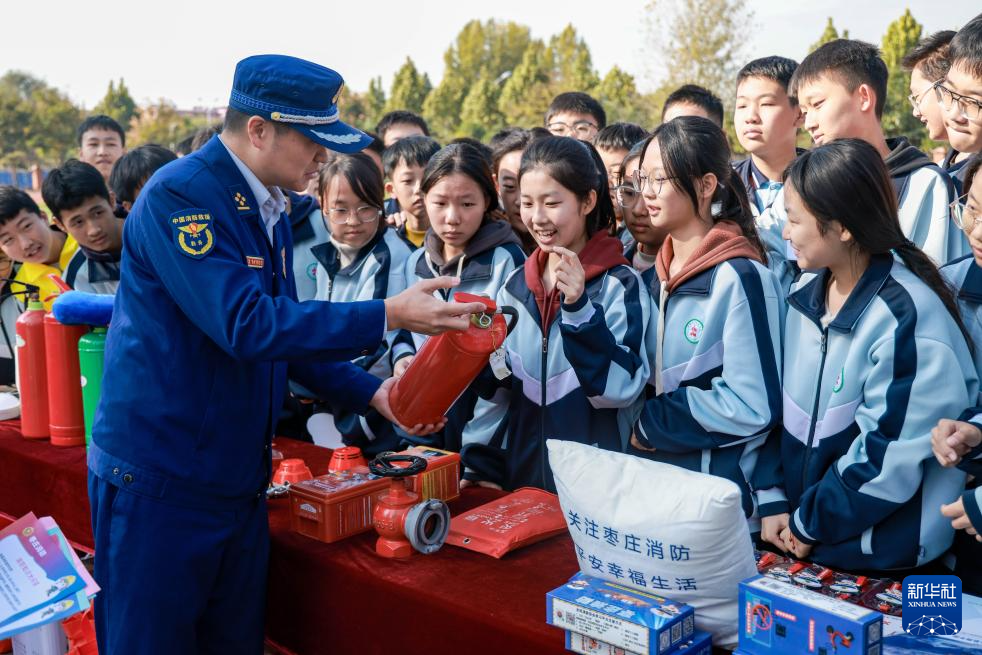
170,208,215,259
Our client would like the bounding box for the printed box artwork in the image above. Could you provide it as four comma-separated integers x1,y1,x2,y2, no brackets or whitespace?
737,575,883,655
547,572,696,655
565,629,712,655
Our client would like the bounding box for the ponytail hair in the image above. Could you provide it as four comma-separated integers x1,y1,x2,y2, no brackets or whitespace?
784,138,972,351
637,116,766,262
519,135,616,237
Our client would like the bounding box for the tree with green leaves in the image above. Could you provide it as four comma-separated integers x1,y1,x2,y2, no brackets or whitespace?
548,25,600,92
498,40,553,127
385,57,432,115
881,9,926,142
128,100,207,150
811,17,850,53
365,77,387,129
93,78,137,128
593,66,657,127
643,0,754,101
0,71,81,167
460,73,506,141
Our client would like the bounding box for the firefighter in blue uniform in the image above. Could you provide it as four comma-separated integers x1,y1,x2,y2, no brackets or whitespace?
87,54,483,654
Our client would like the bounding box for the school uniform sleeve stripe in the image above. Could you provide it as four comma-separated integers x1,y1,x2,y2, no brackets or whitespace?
560,267,649,409
64,250,86,289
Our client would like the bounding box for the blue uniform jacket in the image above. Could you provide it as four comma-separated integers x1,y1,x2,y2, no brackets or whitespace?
90,137,386,507
774,254,977,570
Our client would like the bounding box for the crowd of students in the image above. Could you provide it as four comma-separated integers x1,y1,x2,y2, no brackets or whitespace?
1,16,981,584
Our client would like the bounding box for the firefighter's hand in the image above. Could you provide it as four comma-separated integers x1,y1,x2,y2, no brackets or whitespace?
384,277,486,335
370,377,446,436
932,419,982,467
552,246,586,306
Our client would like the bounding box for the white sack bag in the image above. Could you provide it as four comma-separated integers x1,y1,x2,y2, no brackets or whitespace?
548,439,757,648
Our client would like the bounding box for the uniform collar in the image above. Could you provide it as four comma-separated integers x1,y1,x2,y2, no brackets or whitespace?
789,253,894,331
960,257,982,303
217,136,285,236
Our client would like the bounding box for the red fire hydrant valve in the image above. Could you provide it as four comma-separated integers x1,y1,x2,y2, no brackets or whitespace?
370,453,450,558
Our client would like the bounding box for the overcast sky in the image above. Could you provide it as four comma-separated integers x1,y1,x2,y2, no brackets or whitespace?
2,1,977,109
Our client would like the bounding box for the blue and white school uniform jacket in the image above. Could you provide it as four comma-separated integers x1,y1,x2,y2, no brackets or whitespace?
778,254,978,571
286,192,327,301
632,253,784,520
943,255,982,398
63,248,121,295
461,247,650,491
886,137,966,265
309,226,412,452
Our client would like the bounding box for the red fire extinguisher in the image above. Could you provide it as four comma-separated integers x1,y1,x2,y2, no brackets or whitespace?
389,292,517,427
44,313,87,447
15,293,48,440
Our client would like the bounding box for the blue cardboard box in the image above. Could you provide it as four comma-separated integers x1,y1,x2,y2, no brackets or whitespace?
547,572,696,655
738,575,882,655
565,629,712,655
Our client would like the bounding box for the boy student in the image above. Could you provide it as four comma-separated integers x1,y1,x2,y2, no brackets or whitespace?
42,160,123,295
593,122,649,238
938,13,982,193
661,84,724,127
77,115,126,183
902,32,957,157
544,91,606,141
376,110,429,147
733,56,803,276
382,135,440,248
109,144,177,214
792,38,965,265
0,186,78,310
0,250,21,385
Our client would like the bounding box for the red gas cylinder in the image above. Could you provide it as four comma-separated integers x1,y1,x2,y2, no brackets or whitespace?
43,314,87,447
389,292,517,427
15,296,48,439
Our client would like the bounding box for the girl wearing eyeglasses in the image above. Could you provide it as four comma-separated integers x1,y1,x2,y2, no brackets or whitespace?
615,141,667,273
305,153,415,454
393,142,526,452
629,116,784,532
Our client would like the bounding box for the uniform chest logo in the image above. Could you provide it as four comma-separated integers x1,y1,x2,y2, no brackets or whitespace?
832,366,845,393
170,209,214,259
233,191,251,211
306,262,317,280
683,318,704,344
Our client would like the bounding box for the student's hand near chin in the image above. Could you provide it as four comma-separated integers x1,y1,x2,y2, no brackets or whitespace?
931,419,982,467
761,513,791,552
552,246,585,305
941,497,981,541
393,356,414,378
369,376,446,436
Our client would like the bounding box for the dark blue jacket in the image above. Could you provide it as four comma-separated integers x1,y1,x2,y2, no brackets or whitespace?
90,137,386,507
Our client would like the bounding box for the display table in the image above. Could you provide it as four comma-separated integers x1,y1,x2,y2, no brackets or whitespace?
0,422,584,654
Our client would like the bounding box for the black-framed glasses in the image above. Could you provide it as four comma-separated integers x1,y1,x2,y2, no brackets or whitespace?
908,79,943,110
546,120,599,139
326,206,382,224
951,196,982,231
614,184,641,208
632,170,677,196
934,83,982,122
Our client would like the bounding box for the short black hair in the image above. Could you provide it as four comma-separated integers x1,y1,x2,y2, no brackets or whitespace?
174,135,195,157
375,111,430,142
382,135,441,178
0,186,41,226
737,56,800,105
790,39,889,118
109,145,177,204
593,122,650,153
488,127,523,151
545,92,607,129
363,131,384,157
448,137,493,166
491,128,535,174
949,13,982,79
222,107,290,135
77,115,126,148
901,31,956,80
42,159,111,221
662,84,725,127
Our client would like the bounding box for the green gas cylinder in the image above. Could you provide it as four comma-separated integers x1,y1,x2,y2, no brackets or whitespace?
78,327,107,447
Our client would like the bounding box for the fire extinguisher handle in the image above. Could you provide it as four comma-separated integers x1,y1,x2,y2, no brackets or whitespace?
500,306,519,338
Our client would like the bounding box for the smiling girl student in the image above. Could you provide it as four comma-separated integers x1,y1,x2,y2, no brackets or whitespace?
761,139,977,575
460,136,650,491
393,142,526,451
305,153,413,454
628,116,783,525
